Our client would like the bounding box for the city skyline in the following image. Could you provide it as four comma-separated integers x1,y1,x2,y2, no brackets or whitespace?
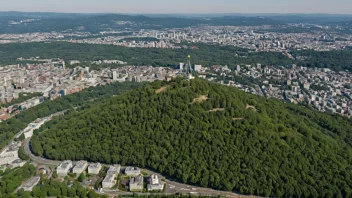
1,0,352,14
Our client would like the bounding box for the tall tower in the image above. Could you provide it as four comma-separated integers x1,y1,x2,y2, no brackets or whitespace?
186,55,191,76
186,55,194,80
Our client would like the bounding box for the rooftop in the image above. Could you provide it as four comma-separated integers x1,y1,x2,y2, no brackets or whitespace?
103,174,115,183
125,166,140,172
150,175,160,185
12,159,23,164
88,162,101,169
130,175,143,185
58,160,72,169
107,164,121,175
23,177,40,187
74,160,87,169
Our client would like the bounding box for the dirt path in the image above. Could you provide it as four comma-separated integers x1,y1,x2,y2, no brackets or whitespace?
155,86,168,93
193,95,208,103
208,108,225,112
155,83,176,94
232,117,244,121
246,104,257,111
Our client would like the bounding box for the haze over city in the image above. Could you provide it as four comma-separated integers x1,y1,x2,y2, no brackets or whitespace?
1,0,352,14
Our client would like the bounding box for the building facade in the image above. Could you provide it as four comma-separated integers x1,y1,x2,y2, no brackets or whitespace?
125,166,141,177
56,160,73,177
102,164,121,189
129,175,144,191
72,160,88,174
147,175,164,191
88,163,102,174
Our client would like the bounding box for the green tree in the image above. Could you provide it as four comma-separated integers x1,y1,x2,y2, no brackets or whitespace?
78,173,86,182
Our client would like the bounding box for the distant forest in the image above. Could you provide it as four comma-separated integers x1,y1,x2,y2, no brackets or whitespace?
1,42,352,71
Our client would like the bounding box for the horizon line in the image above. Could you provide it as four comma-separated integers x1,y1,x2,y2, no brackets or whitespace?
1,10,352,16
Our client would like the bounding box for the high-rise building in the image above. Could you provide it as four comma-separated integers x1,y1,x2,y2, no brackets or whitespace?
236,65,241,72
179,63,184,71
257,63,261,70
112,71,118,81
194,65,202,72
304,83,310,90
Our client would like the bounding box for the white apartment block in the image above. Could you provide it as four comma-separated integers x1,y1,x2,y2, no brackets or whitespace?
125,166,140,177
147,175,164,191
88,163,102,174
56,160,73,177
72,160,88,174
102,164,121,189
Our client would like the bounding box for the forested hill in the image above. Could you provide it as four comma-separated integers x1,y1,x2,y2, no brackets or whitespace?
32,78,352,197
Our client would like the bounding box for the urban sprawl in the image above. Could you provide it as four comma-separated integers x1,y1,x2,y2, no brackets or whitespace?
0,58,351,123
1,23,352,51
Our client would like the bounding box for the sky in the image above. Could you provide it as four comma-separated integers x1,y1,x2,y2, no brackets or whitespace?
1,0,352,14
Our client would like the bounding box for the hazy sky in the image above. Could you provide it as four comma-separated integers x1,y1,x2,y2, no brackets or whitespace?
1,0,352,14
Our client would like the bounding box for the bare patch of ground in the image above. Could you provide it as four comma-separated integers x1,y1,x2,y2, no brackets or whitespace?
232,117,244,121
155,83,176,94
246,104,257,111
193,95,208,104
208,108,225,112
155,86,168,93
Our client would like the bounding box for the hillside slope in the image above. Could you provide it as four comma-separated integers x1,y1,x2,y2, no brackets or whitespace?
32,78,352,197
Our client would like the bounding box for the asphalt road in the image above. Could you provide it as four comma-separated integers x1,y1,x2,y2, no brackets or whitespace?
24,139,61,166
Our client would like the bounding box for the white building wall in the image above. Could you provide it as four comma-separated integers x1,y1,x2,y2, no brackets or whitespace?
0,150,19,165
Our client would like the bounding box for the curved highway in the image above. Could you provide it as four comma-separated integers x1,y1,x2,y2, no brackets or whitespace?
24,139,61,166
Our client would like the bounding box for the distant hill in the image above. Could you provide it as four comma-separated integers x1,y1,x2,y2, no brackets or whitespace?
267,14,352,24
0,12,282,34
2,12,352,34
31,78,352,197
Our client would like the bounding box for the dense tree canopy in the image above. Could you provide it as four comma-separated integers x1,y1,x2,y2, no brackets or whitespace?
32,78,352,197
0,82,144,149
0,163,36,197
29,179,105,198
